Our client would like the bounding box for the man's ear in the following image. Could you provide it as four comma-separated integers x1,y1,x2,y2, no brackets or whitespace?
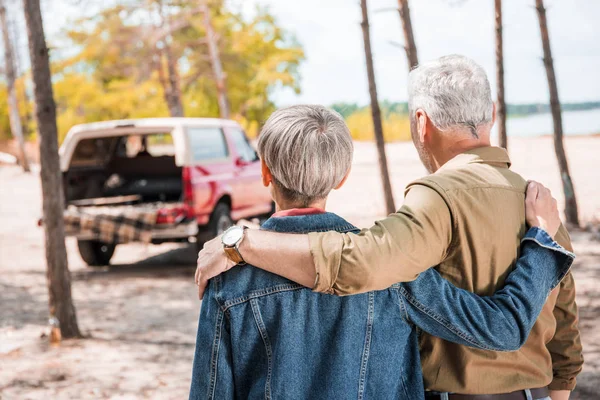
335,168,351,190
492,102,497,126
261,159,272,188
415,109,428,144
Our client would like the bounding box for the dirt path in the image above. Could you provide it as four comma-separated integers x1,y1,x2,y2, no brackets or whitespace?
1,136,599,399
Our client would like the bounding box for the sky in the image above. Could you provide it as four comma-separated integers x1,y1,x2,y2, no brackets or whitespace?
38,0,600,107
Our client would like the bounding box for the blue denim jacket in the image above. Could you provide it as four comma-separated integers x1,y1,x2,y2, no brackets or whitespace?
190,212,574,400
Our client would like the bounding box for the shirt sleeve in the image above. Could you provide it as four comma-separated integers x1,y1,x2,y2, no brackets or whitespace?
547,271,584,391
309,184,452,295
189,280,235,400
399,227,575,351
546,226,583,391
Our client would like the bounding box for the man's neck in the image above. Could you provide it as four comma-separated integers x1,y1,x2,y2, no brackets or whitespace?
433,136,491,171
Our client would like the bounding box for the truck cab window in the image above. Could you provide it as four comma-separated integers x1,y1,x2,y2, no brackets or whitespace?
229,128,258,163
188,127,229,162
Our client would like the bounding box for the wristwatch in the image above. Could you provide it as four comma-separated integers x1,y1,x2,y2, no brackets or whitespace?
222,225,248,265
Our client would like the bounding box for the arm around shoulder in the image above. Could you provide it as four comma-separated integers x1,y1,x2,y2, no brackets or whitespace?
310,184,453,295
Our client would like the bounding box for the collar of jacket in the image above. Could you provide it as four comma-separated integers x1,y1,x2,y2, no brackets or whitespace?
439,146,512,171
261,212,359,235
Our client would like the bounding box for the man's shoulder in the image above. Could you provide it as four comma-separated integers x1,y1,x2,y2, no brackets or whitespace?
406,163,527,197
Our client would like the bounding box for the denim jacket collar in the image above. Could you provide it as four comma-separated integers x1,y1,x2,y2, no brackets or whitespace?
261,212,359,234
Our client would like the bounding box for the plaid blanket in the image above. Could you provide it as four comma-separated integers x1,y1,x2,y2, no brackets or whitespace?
64,205,157,244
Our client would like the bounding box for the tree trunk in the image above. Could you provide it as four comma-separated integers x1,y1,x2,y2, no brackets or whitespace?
163,44,184,117
201,3,230,119
495,0,507,150
23,0,81,338
535,0,579,226
397,0,418,70
156,1,184,117
0,1,30,172
156,48,184,117
360,0,396,215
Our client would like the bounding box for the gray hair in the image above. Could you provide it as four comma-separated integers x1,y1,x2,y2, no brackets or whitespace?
257,105,353,206
408,55,493,137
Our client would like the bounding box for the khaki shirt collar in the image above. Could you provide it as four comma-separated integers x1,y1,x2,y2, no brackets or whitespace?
439,146,512,171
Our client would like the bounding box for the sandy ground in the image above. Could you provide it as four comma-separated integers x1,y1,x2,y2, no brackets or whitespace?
1,136,599,399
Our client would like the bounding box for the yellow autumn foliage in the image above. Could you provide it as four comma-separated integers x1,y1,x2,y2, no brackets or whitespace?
346,108,412,142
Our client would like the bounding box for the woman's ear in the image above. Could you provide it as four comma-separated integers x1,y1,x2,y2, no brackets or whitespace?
334,168,351,190
261,159,272,188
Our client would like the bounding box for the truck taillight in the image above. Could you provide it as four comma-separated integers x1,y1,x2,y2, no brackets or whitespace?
156,207,189,225
182,167,194,207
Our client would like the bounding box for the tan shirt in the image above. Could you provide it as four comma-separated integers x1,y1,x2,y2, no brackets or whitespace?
309,147,583,393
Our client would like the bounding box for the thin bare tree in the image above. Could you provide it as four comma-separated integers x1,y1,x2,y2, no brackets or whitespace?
157,0,184,117
0,1,30,171
397,0,418,70
23,0,81,337
495,0,507,150
200,2,230,119
535,0,579,226
360,0,396,215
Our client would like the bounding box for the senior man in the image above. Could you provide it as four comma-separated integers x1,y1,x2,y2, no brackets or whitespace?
196,56,583,400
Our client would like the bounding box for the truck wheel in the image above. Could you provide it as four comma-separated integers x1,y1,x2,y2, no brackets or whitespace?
196,203,233,250
77,240,116,267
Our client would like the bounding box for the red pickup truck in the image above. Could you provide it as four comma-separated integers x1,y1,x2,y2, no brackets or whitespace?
59,118,273,266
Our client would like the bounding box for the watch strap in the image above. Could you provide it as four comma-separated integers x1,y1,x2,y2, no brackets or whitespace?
224,246,245,264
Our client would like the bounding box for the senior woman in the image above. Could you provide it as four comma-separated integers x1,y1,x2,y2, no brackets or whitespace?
189,105,573,400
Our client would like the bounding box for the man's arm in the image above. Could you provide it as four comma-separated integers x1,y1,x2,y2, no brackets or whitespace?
545,225,582,399
399,227,574,352
195,184,452,298
309,184,452,294
546,271,583,393
189,280,235,399
196,181,558,299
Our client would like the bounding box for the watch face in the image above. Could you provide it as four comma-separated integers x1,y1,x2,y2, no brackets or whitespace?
222,226,244,246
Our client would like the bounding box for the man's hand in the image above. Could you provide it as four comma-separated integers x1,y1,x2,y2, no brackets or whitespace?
525,180,561,238
549,390,570,400
195,235,235,300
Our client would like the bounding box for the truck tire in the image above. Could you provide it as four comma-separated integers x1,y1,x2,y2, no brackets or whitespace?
77,240,116,267
196,203,233,250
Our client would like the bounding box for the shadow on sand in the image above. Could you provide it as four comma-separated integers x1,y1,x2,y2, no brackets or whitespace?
71,245,198,281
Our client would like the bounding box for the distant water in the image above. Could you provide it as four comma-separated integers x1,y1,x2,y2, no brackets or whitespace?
491,108,600,138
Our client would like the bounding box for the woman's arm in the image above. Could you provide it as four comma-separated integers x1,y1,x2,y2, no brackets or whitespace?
399,227,574,351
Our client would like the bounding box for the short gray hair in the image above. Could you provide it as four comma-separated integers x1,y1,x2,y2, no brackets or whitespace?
408,55,493,137
257,105,353,206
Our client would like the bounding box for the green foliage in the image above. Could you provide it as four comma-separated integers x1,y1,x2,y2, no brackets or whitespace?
330,102,359,119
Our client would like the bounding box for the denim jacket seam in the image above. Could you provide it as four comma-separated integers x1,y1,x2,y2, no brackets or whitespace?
207,307,225,399
397,286,503,352
396,290,410,323
262,225,358,234
521,231,576,258
250,299,273,399
221,283,305,312
213,275,225,308
521,234,575,290
357,292,375,400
